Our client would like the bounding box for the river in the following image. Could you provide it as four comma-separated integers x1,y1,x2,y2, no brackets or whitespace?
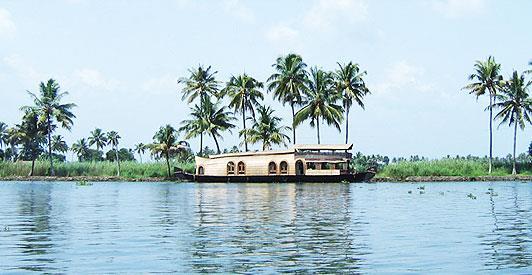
0,181,530,273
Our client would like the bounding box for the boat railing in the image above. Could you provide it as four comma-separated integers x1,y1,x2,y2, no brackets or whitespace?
295,152,352,159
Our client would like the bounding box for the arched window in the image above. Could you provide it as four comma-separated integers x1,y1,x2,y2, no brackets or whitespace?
198,166,204,175
280,161,288,174
227,161,235,175
237,161,245,175
268,162,277,174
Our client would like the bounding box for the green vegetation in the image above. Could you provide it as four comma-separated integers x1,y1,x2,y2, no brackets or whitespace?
0,161,194,178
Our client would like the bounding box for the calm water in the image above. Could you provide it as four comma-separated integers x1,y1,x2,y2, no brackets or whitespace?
0,181,531,274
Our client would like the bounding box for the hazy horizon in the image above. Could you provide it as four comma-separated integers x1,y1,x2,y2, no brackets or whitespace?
1,0,531,159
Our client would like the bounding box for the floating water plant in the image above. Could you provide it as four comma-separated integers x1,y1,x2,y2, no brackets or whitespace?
467,193,477,200
76,180,93,186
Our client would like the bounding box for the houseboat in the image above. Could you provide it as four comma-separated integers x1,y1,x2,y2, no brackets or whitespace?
179,144,375,183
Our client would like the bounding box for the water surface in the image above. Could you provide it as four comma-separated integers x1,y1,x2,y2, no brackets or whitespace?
0,181,531,273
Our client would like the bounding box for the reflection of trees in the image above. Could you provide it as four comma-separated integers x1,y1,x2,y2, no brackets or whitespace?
481,183,531,270
16,183,57,272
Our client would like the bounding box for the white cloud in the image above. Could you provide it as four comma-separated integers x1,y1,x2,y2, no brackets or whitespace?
372,61,433,95
0,8,16,37
432,0,486,18
266,24,299,44
142,74,177,94
3,54,43,83
73,68,120,91
304,0,368,31
222,0,254,22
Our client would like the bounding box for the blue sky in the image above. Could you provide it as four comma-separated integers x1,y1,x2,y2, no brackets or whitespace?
0,0,531,159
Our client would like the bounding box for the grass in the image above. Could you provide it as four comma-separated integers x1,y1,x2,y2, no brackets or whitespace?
0,160,195,178
377,159,532,179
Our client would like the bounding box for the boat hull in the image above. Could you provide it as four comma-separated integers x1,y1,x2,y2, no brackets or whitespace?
176,172,375,183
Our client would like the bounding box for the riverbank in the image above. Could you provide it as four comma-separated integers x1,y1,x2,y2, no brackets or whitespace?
1,175,531,183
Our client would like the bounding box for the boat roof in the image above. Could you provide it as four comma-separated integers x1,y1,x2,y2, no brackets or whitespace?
205,144,353,159
294,144,353,151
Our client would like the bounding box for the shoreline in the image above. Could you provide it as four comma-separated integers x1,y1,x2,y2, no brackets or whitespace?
0,175,531,182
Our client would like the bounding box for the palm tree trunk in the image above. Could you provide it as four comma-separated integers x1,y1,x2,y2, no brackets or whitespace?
165,152,171,178
213,133,221,154
488,93,493,174
512,120,517,175
291,104,296,145
29,159,35,176
199,133,203,155
115,146,121,177
345,106,349,144
243,105,248,152
139,153,143,164
317,117,321,144
47,116,55,176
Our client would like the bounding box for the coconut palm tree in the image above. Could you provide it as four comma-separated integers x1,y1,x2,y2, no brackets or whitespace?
463,56,503,174
21,79,76,175
71,138,89,162
334,62,370,144
149,125,187,177
178,65,219,154
88,128,107,153
492,71,532,175
180,98,235,154
107,131,121,176
295,67,343,144
222,74,264,151
51,135,68,156
0,122,7,151
134,143,146,163
267,53,309,144
17,110,46,176
5,127,20,162
241,105,291,150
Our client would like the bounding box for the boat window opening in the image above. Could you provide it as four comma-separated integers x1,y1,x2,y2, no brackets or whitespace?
280,161,288,174
198,166,204,175
237,161,245,175
268,162,277,174
227,161,235,175
307,162,316,170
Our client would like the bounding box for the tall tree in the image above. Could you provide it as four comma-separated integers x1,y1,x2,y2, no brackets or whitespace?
202,98,236,154
294,67,343,144
241,105,291,150
463,56,503,173
71,138,89,162
107,131,122,176
134,143,146,163
0,122,7,151
178,65,219,155
17,110,46,176
88,128,107,153
222,74,264,151
492,71,532,175
267,53,308,144
5,127,20,162
149,125,187,177
334,62,370,144
21,79,76,175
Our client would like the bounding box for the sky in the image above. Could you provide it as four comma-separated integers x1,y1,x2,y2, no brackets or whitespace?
0,0,531,159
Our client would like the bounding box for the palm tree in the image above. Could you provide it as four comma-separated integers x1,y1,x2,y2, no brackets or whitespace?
242,105,291,150
71,138,89,162
492,71,532,175
21,79,76,175
88,128,107,153
51,135,68,155
149,125,187,177
180,98,235,154
17,110,46,176
5,127,20,162
107,131,121,176
134,143,146,163
334,62,370,144
267,53,309,144
294,67,343,144
463,56,503,174
178,65,219,155
0,122,7,151
222,74,264,151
